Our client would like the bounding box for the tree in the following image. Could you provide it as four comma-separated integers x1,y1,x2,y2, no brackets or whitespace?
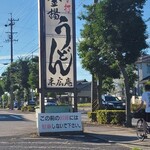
0,56,39,107
1,67,11,93
101,0,148,127
28,56,39,91
78,0,148,127
12,58,30,103
78,2,120,109
0,80,4,100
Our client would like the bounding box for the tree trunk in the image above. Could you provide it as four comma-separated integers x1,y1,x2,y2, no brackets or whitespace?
119,65,132,127
91,74,103,111
91,75,98,111
97,75,103,109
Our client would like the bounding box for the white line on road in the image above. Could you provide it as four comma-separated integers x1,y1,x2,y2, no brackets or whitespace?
10,115,22,120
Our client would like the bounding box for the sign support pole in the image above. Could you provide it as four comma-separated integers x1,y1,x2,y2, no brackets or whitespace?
72,0,77,112
39,0,46,113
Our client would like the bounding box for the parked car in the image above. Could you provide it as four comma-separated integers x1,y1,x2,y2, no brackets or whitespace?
102,95,125,110
14,100,23,109
44,98,57,106
28,100,36,106
24,100,36,106
14,100,18,108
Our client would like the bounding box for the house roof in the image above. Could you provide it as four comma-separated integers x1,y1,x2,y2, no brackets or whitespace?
136,55,150,64
140,75,150,84
77,79,91,90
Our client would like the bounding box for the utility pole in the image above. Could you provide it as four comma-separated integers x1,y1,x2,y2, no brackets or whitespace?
5,13,19,110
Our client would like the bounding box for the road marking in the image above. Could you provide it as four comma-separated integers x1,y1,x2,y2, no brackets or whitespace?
10,115,22,120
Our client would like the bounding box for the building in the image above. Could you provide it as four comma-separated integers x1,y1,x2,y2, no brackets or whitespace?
77,80,91,103
136,55,150,95
74,55,150,103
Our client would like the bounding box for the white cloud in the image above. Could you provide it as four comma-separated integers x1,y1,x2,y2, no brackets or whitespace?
0,52,39,61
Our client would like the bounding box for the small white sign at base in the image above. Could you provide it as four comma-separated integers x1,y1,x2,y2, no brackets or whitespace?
37,112,83,133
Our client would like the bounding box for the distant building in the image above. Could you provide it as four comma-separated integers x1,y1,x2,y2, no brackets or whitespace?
135,55,150,95
74,55,150,103
76,79,91,103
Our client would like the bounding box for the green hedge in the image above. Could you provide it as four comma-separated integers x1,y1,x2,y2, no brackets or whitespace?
87,111,97,122
88,110,125,125
21,105,35,112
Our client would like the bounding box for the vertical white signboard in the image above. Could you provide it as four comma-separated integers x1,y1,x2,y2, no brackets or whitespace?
45,0,74,88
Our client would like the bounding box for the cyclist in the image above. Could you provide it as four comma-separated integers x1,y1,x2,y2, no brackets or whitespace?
136,84,150,135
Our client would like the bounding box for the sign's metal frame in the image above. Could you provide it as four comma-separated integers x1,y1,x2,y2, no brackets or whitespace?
38,0,77,113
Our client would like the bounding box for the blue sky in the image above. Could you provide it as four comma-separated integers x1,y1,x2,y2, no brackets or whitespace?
0,0,149,82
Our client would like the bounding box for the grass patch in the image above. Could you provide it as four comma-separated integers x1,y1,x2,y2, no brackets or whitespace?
132,148,141,150
78,103,91,107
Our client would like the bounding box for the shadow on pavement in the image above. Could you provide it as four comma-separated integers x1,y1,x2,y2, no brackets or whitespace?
39,133,108,143
85,132,138,142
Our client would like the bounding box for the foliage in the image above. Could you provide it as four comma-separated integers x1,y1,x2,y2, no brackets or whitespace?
101,0,148,127
144,80,150,85
28,56,39,90
1,56,39,106
125,64,138,90
87,112,97,122
78,2,120,108
21,105,35,112
46,92,56,98
1,93,9,106
21,106,28,112
17,58,30,89
1,67,11,92
79,0,148,127
131,148,141,150
102,77,115,93
88,110,125,125
78,103,91,107
0,80,4,97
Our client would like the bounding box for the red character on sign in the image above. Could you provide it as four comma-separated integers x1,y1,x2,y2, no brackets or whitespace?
64,0,71,13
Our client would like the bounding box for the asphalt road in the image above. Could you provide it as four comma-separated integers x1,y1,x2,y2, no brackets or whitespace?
0,134,130,150
0,109,36,137
0,109,131,150
0,114,24,121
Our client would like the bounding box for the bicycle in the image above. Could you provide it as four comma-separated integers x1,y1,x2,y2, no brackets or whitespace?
136,118,150,141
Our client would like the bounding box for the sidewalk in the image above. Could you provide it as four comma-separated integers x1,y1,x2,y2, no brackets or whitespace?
83,122,150,150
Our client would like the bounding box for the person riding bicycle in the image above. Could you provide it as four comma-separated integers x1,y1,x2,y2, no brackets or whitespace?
136,84,150,134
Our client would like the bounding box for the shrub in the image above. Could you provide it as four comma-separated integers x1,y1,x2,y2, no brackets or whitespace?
27,105,35,112
21,106,28,112
78,103,91,107
88,110,125,125
87,112,97,122
97,110,125,125
21,105,35,112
